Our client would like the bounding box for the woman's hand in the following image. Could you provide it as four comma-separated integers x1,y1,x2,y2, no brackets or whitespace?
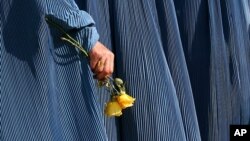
89,41,114,80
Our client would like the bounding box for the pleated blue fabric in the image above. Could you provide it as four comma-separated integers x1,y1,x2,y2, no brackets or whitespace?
174,0,250,141
1,0,107,140
0,0,250,141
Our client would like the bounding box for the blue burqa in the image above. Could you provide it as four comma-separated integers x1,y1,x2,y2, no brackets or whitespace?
0,0,249,141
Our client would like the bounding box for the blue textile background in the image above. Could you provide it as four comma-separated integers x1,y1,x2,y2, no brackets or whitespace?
0,0,250,141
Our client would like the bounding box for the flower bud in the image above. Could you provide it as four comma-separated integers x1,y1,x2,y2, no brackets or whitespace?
114,78,124,85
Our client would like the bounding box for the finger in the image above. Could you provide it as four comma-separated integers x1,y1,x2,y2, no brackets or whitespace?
104,58,112,76
104,56,113,76
110,54,114,74
89,53,100,70
94,58,106,74
96,59,110,80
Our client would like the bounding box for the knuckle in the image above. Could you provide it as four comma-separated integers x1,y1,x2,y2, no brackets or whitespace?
109,69,113,73
105,68,112,74
96,68,102,73
110,53,114,58
103,69,109,74
91,50,99,56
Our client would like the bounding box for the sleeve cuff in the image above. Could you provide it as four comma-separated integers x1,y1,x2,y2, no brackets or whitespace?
74,26,99,53
45,1,99,53
46,0,95,30
46,11,95,31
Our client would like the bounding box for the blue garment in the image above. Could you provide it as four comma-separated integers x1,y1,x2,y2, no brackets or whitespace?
1,0,106,140
174,0,250,140
81,0,201,140
1,0,250,141
77,0,250,141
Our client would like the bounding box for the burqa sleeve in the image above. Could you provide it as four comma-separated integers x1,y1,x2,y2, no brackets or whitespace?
45,0,99,52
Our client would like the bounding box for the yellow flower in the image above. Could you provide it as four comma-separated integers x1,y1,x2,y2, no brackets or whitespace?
104,101,123,117
117,91,136,109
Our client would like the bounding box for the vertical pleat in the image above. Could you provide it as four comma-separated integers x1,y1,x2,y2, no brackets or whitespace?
1,0,108,140
110,1,187,140
76,0,121,140
80,0,202,140
1,0,249,141
175,0,250,141
208,0,250,140
154,0,201,141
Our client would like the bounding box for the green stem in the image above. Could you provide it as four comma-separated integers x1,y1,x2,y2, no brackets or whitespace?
45,17,88,57
61,37,88,57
